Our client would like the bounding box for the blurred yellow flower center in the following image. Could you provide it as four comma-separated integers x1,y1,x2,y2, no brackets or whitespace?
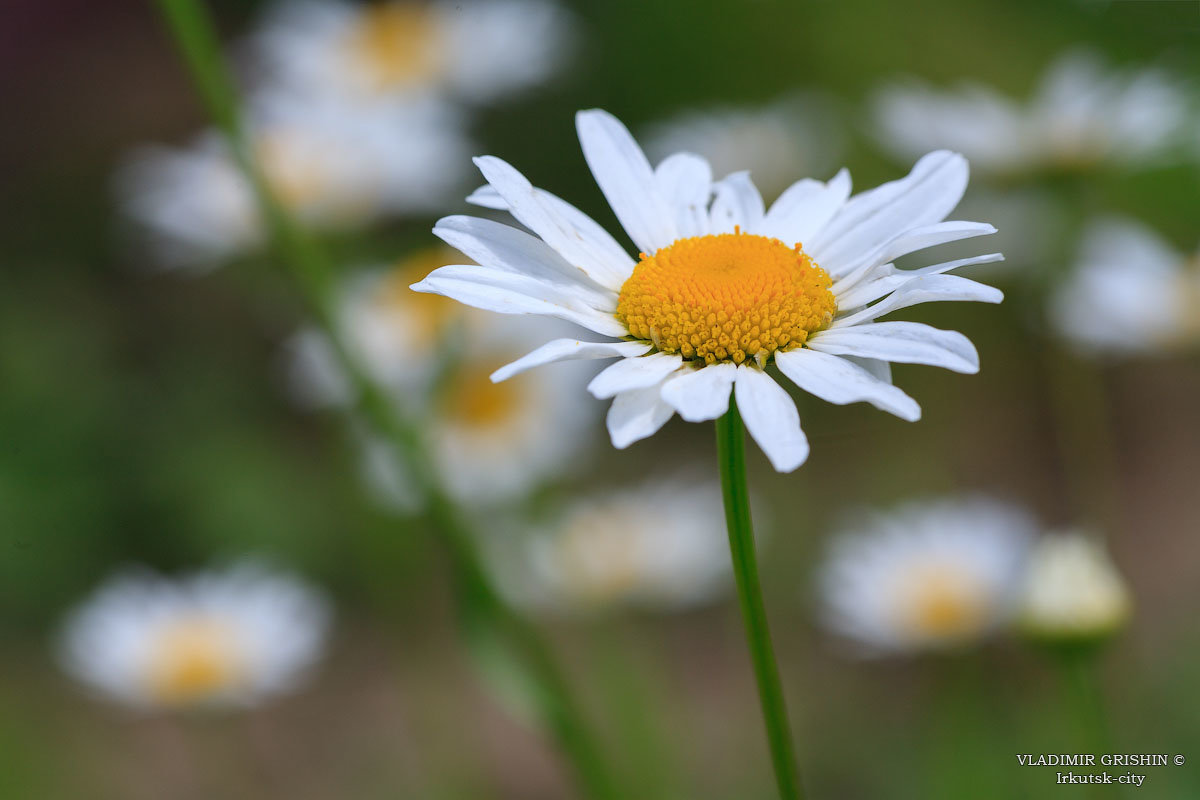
900,567,988,641
147,617,244,704
373,248,465,350
347,4,441,91
616,232,836,365
555,510,642,603
444,367,525,428
257,131,329,210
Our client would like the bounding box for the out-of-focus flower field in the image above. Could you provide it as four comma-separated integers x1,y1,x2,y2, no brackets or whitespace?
1,0,1198,798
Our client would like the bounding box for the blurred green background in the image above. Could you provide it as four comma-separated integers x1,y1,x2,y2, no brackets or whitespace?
2,0,1199,797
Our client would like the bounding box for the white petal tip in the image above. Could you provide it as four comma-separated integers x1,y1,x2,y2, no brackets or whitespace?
772,454,809,473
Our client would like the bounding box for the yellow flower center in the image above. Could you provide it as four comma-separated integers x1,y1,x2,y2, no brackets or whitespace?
616,232,836,365
146,617,245,705
346,4,441,92
899,567,989,643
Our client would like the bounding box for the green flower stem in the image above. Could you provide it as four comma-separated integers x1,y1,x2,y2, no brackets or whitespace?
151,3,616,798
1056,651,1129,800
716,401,804,800
1057,651,1115,758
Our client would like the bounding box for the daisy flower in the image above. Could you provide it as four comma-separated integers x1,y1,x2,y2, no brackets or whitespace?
355,334,594,506
1018,532,1131,644
249,0,573,106
117,94,468,268
817,497,1034,654
873,50,1189,176
289,250,595,505
641,94,841,200
1050,216,1200,356
288,249,471,403
494,479,733,614
412,109,1002,472
58,563,330,709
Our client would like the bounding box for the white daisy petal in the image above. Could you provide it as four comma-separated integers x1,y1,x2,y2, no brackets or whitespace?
775,348,920,421
808,321,980,374
755,168,851,245
830,220,997,283
490,339,653,382
412,267,628,337
473,155,634,289
710,171,765,234
434,215,617,308
533,190,641,287
833,252,1005,311
809,151,968,269
655,152,713,238
606,385,676,448
413,264,602,314
469,182,632,288
660,363,738,422
576,109,678,253
466,184,507,209
875,220,996,263
587,352,685,399
734,367,810,472
844,356,892,384
833,273,1004,328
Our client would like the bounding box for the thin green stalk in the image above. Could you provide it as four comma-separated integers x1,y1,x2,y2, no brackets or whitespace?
1055,652,1129,800
1057,652,1114,757
151,3,616,797
715,401,804,800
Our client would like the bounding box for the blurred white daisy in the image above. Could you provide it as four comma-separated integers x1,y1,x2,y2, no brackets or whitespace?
249,0,573,105
59,563,330,709
1050,216,1200,356
413,109,1002,473
117,95,468,268
289,250,595,506
641,94,841,201
818,497,1034,654
289,249,470,403
873,50,1189,176
1018,532,1131,643
356,340,595,506
495,479,733,614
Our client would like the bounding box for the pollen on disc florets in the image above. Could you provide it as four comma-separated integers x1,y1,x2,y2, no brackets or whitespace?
615,232,837,365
